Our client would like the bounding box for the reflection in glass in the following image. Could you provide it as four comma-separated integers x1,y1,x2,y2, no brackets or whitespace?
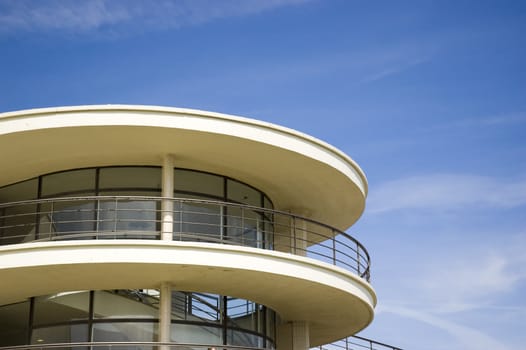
93,290,157,319
227,179,260,206
170,323,222,345
47,199,96,239
0,178,38,202
99,167,161,190
0,301,29,346
98,198,158,238
33,292,90,326
0,290,276,349
175,170,223,197
31,324,89,344
225,207,261,247
174,200,222,242
41,169,96,197
0,203,37,244
92,322,157,342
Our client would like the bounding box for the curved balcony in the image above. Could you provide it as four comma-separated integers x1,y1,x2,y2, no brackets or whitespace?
0,334,403,350
0,196,370,281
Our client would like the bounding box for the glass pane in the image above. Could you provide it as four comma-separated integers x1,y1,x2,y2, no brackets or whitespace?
0,301,29,346
93,291,158,319
185,293,221,323
33,291,90,326
264,196,273,209
170,291,190,320
0,178,38,203
41,169,96,197
0,203,37,245
227,179,260,206
92,322,156,342
228,328,264,348
225,207,260,247
99,167,161,190
174,169,223,197
171,323,221,345
48,199,96,239
31,324,88,344
98,198,158,238
174,201,221,242
227,298,257,329
267,307,276,343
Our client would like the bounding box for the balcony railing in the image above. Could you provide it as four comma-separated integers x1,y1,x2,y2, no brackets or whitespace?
314,335,403,350
0,342,264,350
0,335,403,350
0,196,370,281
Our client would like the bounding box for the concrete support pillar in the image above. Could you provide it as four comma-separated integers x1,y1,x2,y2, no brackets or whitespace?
293,217,308,256
292,321,310,350
273,212,293,254
161,155,175,241
159,282,172,346
273,208,311,256
277,321,310,350
291,207,310,257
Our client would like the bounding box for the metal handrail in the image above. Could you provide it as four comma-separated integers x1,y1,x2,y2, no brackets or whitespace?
315,334,403,350
0,341,265,350
0,335,403,350
0,196,370,281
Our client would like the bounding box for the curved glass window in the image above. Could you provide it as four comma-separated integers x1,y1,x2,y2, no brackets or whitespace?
0,300,29,346
0,166,273,246
0,290,276,348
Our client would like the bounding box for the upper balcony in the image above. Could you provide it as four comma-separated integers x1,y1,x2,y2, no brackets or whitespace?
0,195,370,280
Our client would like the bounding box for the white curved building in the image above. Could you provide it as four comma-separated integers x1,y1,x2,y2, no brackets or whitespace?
0,105,376,350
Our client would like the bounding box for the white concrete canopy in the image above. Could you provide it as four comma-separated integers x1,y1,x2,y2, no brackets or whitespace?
0,105,367,230
0,240,376,347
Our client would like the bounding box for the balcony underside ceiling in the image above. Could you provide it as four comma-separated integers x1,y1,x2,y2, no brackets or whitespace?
0,240,376,346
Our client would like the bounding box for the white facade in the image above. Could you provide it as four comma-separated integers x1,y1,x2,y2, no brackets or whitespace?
0,105,375,349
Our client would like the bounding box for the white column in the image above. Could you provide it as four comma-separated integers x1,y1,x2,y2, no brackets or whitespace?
161,155,175,241
292,321,310,350
273,212,293,254
159,282,172,346
291,207,310,257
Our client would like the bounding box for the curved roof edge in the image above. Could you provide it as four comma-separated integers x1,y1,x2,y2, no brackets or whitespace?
0,104,368,196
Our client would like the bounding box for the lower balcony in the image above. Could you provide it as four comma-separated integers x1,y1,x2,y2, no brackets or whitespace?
0,336,403,350
0,196,375,347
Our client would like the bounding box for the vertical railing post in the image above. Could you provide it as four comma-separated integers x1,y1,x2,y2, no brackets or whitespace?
94,198,99,238
219,204,224,243
357,242,361,276
332,229,337,266
49,200,55,240
113,197,118,234
292,216,297,254
241,205,245,245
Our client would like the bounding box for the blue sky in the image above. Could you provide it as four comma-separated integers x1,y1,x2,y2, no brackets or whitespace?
1,1,525,349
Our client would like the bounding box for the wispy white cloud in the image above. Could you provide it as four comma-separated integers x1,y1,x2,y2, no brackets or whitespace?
0,0,309,34
422,247,526,313
378,304,511,350
374,233,526,349
367,174,526,214
361,56,428,83
423,111,526,132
